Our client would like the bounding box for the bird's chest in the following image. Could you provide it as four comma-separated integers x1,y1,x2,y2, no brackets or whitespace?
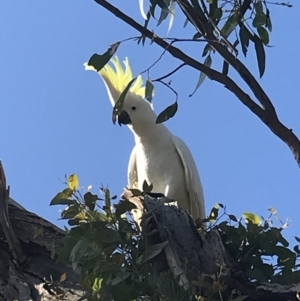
135,143,178,192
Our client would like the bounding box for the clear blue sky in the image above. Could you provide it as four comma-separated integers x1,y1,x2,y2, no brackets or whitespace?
0,1,299,244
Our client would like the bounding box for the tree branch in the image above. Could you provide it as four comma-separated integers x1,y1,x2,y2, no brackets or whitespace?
93,0,300,167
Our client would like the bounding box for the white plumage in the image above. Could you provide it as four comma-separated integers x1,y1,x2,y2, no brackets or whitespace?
85,57,205,221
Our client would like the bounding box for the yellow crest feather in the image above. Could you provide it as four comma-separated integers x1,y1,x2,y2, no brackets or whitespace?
99,56,145,97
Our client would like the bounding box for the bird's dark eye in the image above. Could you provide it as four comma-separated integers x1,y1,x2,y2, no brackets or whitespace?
131,106,136,111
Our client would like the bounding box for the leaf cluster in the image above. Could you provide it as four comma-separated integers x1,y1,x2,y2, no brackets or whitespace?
50,175,169,300
207,204,300,284
50,175,300,300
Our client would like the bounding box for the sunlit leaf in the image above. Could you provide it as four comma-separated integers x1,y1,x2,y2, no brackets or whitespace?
112,77,137,124
242,212,261,225
92,278,103,292
189,54,212,96
156,101,178,124
167,0,176,34
68,174,79,191
60,273,67,283
139,0,148,20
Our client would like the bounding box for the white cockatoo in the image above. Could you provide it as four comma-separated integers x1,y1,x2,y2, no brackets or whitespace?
85,56,205,221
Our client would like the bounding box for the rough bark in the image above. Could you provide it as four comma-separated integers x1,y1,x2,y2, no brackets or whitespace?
1,160,299,301
0,162,85,301
124,190,300,301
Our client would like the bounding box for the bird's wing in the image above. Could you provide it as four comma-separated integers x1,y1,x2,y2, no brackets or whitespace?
128,145,139,189
172,135,206,221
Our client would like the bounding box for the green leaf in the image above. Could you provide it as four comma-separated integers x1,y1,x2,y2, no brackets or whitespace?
254,34,266,77
212,8,222,21
229,214,238,222
60,204,81,219
156,101,178,124
242,212,261,225
145,79,154,103
193,32,202,39
142,180,153,193
189,54,212,96
129,188,143,197
111,271,132,285
202,43,212,57
222,60,229,75
50,192,74,206
266,9,272,32
220,12,238,38
253,12,267,28
239,25,250,56
183,17,189,28
254,2,263,14
84,192,98,211
115,199,137,218
157,8,169,26
112,77,137,124
247,268,268,282
85,42,120,72
68,174,79,191
295,236,300,243
137,241,169,264
257,26,269,45
62,188,73,197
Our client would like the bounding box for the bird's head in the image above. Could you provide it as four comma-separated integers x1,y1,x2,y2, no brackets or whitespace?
85,56,157,131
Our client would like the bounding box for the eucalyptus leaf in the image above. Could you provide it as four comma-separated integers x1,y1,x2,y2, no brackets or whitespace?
156,101,178,124
50,192,74,206
145,79,154,102
85,42,120,72
220,12,238,38
189,54,212,96
242,212,261,225
138,241,169,264
139,0,148,20
254,34,266,77
167,0,176,34
112,77,137,124
257,26,269,45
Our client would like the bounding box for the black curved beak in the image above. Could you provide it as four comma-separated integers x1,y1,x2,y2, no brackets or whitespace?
118,110,131,126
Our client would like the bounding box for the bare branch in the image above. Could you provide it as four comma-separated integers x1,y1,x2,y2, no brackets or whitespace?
93,0,300,166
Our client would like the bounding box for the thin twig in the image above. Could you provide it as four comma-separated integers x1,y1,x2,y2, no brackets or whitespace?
153,63,186,82
93,0,300,167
